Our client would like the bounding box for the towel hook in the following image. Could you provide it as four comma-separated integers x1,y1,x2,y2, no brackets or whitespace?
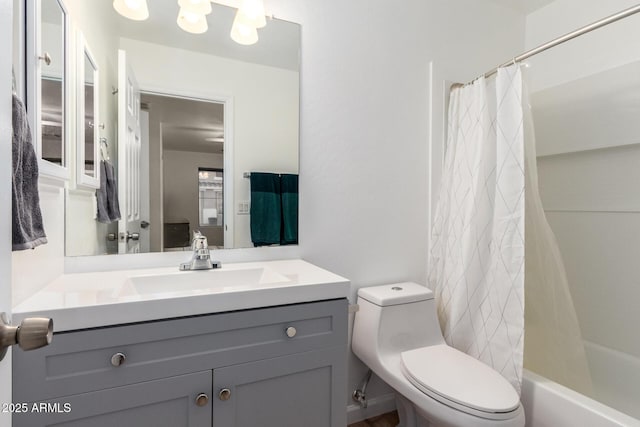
99,137,110,161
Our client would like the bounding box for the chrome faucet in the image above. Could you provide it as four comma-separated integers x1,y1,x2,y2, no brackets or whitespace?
179,231,221,271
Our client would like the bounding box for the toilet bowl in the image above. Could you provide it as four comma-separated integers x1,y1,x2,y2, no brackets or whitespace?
352,282,525,427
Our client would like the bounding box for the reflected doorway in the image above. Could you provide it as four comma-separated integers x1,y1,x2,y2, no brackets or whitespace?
139,93,226,252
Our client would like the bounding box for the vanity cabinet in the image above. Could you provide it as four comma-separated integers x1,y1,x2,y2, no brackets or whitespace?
13,299,347,427
16,371,212,427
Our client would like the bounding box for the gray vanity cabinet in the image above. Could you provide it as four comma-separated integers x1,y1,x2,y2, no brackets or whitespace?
13,299,348,427
14,371,212,427
213,347,346,427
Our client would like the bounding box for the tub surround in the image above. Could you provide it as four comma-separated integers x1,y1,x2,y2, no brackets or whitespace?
13,259,349,331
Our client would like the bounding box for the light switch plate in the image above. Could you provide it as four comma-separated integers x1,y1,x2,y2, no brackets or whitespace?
237,201,250,214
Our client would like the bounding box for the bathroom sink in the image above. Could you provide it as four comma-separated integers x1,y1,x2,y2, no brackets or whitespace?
126,267,291,295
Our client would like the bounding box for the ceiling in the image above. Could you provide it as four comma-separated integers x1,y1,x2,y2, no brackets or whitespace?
110,0,300,71
487,0,556,14
141,93,225,154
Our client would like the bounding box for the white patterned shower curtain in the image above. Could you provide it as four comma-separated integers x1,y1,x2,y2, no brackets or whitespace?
429,65,525,392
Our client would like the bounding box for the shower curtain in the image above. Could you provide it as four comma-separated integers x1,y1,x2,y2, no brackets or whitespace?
429,64,592,394
522,82,593,395
429,65,525,391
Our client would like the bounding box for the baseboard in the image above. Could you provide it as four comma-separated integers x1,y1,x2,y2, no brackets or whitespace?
347,393,397,424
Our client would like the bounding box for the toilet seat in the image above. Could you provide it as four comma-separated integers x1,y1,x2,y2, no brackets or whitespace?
400,345,520,421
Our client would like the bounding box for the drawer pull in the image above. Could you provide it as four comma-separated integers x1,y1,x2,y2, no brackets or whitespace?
285,326,297,338
219,388,231,401
195,393,209,407
110,352,126,367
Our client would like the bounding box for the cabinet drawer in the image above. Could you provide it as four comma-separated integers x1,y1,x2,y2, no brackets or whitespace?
14,299,347,402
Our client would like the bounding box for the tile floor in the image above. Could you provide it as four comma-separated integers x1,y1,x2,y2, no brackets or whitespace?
348,411,399,427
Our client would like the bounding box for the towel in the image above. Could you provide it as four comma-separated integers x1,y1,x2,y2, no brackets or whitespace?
12,94,47,250
280,174,298,245
96,160,121,223
250,172,281,246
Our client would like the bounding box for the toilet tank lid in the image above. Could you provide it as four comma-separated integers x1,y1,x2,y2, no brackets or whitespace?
358,282,434,306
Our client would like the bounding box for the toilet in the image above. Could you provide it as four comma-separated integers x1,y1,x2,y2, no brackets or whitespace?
352,282,525,427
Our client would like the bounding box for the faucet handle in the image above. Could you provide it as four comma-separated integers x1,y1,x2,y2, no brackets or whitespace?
191,231,208,250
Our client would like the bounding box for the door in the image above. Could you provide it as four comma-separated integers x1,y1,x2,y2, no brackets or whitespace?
13,371,212,427
213,348,347,427
139,109,150,252
117,50,141,254
1,0,14,424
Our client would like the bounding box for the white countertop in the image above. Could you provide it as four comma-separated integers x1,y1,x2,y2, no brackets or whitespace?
13,259,350,332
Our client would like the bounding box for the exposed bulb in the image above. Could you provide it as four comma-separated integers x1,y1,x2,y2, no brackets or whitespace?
236,0,266,29
178,0,212,16
113,0,149,21
177,7,208,34
231,10,259,45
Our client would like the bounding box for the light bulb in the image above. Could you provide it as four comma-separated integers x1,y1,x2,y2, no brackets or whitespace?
178,0,212,16
236,0,266,28
231,10,258,45
113,0,149,21
177,8,208,34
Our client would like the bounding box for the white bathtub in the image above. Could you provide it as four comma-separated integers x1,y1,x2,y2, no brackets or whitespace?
521,370,640,427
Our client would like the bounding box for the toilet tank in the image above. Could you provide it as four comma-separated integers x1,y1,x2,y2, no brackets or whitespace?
353,283,445,361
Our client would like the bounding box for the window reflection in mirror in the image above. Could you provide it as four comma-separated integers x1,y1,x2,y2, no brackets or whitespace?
199,168,224,228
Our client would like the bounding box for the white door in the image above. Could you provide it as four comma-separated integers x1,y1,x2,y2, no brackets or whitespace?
117,50,141,254
1,0,14,423
139,109,150,252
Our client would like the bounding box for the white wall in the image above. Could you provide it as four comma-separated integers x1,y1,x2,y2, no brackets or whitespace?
119,37,299,249
526,0,640,418
263,0,525,417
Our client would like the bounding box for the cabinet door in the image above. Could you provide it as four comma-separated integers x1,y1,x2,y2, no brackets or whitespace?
14,371,212,427
213,346,346,427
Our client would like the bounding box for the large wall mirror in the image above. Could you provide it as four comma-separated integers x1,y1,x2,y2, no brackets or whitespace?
63,0,300,256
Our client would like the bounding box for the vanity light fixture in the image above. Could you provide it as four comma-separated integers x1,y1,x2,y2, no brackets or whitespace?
178,0,212,15
177,7,209,34
230,0,266,45
236,0,267,29
114,0,267,43
112,0,149,21
230,11,259,45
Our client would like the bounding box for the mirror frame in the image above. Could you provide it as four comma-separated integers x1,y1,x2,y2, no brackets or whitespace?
76,31,100,189
26,0,71,181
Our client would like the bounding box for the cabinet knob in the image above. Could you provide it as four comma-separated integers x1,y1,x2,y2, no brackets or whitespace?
110,352,126,367
218,388,231,401
285,326,297,338
195,393,209,407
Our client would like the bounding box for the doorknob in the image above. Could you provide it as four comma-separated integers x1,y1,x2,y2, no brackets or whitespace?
0,313,53,361
120,232,140,242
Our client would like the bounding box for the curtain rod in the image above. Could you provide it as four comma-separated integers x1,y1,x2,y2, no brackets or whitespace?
468,3,640,84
